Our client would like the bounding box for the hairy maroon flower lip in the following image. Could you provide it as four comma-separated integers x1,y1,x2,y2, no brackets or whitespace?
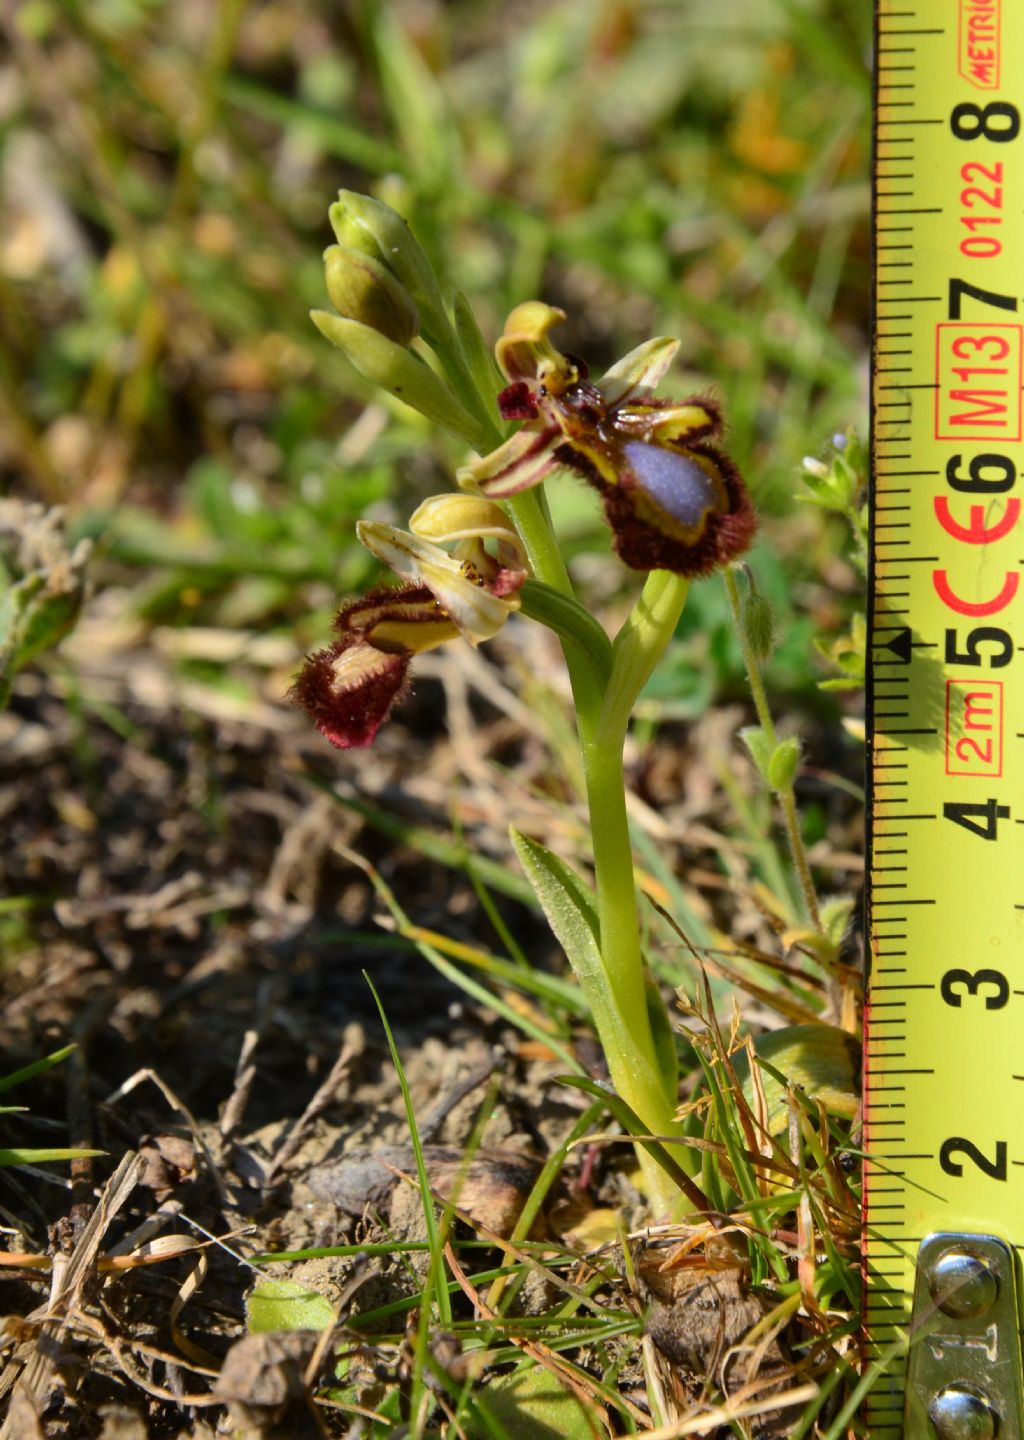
555,436,756,578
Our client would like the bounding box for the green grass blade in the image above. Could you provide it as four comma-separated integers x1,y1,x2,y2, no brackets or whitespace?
0,1043,76,1094
363,971,452,1330
0,1147,104,1166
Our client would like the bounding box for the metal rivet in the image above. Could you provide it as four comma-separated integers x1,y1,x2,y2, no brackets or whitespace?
929,1385,997,1440
928,1248,998,1319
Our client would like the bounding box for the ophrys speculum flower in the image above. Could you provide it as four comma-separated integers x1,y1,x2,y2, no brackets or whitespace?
461,302,756,577
290,496,527,749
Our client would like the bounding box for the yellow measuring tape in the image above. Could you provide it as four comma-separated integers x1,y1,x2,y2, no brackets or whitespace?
868,1,1024,1434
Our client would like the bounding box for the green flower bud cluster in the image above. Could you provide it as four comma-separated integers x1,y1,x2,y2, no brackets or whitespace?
740,725,802,793
310,191,501,456
799,429,866,517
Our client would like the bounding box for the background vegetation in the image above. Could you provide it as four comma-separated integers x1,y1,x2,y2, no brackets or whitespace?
0,1,873,1435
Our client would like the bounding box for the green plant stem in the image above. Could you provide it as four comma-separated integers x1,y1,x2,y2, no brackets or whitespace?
453,340,687,1214
505,490,603,733
579,570,693,1217
723,565,821,932
579,734,684,1215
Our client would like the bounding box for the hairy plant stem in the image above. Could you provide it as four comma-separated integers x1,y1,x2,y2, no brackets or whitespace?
723,565,822,932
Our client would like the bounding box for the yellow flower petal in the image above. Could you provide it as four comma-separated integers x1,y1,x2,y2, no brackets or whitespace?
495,301,577,392
457,425,560,499
408,494,524,561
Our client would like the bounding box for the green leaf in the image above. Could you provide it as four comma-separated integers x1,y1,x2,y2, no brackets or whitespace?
0,1043,76,1094
309,774,535,905
767,736,801,791
246,1279,336,1334
220,76,400,173
356,8,454,194
731,1024,861,1135
509,828,610,1033
363,971,453,1328
739,725,773,782
452,290,504,409
310,313,491,451
645,970,679,1093
0,503,91,708
510,829,680,1153
557,1075,710,1213
472,1365,603,1440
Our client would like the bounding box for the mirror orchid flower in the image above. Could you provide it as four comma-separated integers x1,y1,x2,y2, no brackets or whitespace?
291,495,527,749
460,302,756,576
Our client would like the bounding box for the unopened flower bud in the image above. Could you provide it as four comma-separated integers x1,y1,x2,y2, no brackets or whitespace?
767,736,801,792
328,191,448,338
324,244,419,348
310,311,491,451
328,206,386,262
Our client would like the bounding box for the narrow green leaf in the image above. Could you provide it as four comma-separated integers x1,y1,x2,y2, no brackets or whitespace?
358,2,455,192
220,76,400,172
0,1147,104,1166
508,829,611,1035
644,971,679,1092
0,1043,76,1094
556,1075,712,1215
363,972,453,1327
452,290,504,412
308,773,535,905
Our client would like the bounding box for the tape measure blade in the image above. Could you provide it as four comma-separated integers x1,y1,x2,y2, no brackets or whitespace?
868,0,1024,1429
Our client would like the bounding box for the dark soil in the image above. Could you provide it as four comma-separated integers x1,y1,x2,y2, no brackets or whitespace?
0,612,861,1436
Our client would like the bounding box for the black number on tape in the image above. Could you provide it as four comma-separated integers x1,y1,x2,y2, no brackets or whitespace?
940,1136,1008,1181
940,968,1010,1009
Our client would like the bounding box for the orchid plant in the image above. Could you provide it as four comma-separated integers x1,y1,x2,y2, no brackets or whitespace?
293,192,761,1218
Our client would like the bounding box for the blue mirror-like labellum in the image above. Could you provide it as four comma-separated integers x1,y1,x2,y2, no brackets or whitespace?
622,442,722,530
